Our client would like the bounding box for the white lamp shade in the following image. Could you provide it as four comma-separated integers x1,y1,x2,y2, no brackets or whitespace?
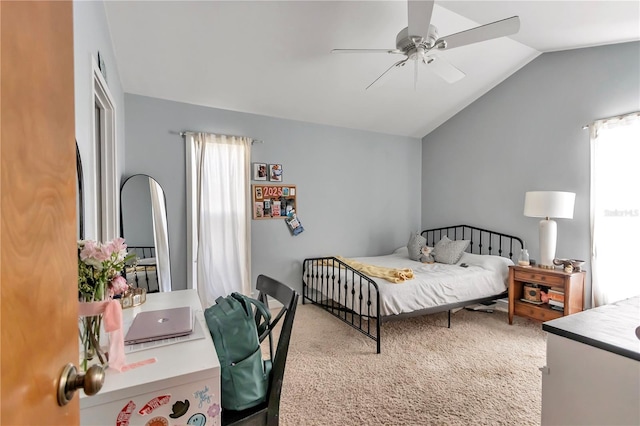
524,191,575,219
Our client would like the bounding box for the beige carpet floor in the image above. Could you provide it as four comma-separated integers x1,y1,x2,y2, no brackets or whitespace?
279,304,546,426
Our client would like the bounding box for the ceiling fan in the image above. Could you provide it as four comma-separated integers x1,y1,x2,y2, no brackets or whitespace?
332,0,520,90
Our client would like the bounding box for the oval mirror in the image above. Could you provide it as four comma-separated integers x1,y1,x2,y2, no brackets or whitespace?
120,174,172,292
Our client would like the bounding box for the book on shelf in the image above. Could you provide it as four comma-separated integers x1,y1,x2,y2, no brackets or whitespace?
520,298,544,305
549,304,564,312
548,299,565,308
547,289,565,303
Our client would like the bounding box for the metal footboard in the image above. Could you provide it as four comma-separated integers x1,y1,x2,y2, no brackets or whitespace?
302,256,381,353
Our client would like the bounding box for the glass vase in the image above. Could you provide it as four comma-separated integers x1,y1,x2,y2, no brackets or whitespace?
79,284,109,372
79,314,107,372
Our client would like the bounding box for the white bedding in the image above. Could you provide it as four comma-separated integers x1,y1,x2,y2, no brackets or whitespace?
306,247,513,317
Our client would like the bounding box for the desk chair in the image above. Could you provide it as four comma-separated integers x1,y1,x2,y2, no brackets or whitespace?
222,275,299,426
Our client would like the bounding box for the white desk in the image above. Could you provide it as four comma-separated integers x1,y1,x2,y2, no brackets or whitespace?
80,290,221,426
541,296,640,425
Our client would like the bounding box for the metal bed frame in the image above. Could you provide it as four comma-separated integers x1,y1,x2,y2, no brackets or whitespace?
302,225,524,354
125,246,160,293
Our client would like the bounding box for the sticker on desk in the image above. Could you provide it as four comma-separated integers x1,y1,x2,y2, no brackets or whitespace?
116,400,136,426
169,399,190,419
187,413,206,426
139,395,171,416
193,385,212,408
145,416,168,426
207,403,221,419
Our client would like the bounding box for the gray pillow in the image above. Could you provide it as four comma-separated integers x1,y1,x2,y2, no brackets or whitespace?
433,236,470,264
407,232,427,261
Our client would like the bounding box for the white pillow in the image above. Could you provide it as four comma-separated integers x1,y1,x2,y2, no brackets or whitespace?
459,252,514,281
393,246,409,256
407,232,427,261
432,236,470,264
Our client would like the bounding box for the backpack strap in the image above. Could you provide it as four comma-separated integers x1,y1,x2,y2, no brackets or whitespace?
231,293,271,335
249,297,271,338
215,296,235,315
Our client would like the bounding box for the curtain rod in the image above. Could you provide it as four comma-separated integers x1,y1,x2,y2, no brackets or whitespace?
171,130,264,144
581,111,640,129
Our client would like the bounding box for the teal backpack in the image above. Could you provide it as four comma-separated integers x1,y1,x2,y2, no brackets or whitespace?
204,292,272,411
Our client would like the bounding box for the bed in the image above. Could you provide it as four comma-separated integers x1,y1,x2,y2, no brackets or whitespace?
302,225,523,353
124,246,160,293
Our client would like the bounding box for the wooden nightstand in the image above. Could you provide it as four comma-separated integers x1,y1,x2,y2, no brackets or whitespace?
508,265,585,325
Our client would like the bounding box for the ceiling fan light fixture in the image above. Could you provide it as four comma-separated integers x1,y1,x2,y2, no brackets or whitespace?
332,0,519,89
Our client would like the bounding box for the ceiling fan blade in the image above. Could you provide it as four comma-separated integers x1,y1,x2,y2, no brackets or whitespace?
423,55,465,83
436,16,520,51
331,48,404,55
366,58,408,90
408,0,435,41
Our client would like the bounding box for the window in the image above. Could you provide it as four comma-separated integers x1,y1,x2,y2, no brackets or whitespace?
186,133,251,307
590,112,640,306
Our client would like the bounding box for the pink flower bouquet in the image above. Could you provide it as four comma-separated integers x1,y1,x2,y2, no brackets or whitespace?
78,237,136,301
77,237,135,371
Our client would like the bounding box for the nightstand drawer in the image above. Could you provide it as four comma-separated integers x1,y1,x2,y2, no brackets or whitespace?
514,302,562,322
514,270,564,286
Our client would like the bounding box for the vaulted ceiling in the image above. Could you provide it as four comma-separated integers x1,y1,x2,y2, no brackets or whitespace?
105,1,640,138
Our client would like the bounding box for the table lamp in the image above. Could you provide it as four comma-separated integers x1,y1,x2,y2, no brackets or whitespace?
524,191,575,269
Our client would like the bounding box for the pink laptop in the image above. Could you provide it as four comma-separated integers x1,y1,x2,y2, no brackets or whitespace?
124,306,193,344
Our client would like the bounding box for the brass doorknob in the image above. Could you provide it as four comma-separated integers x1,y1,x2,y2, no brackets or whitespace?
57,363,105,406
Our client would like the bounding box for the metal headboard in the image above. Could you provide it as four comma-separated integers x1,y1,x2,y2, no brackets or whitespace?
421,224,523,260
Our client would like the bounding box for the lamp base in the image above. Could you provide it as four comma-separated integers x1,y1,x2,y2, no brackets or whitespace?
539,218,558,269
538,264,555,270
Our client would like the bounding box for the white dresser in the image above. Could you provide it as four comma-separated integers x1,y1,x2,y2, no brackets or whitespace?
80,289,221,426
541,296,640,426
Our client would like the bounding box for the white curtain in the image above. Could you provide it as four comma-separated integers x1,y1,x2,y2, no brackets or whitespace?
590,112,640,306
187,133,251,307
149,179,172,292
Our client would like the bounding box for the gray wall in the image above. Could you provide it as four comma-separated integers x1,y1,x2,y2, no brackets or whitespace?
124,95,422,292
421,41,640,306
73,0,126,240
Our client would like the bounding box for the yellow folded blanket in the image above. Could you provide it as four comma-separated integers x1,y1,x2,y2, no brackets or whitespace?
320,256,414,284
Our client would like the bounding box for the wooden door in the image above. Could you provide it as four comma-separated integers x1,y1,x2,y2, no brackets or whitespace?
1,1,79,424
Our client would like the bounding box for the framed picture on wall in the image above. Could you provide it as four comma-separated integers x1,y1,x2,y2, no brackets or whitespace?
253,163,267,181
269,164,283,182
